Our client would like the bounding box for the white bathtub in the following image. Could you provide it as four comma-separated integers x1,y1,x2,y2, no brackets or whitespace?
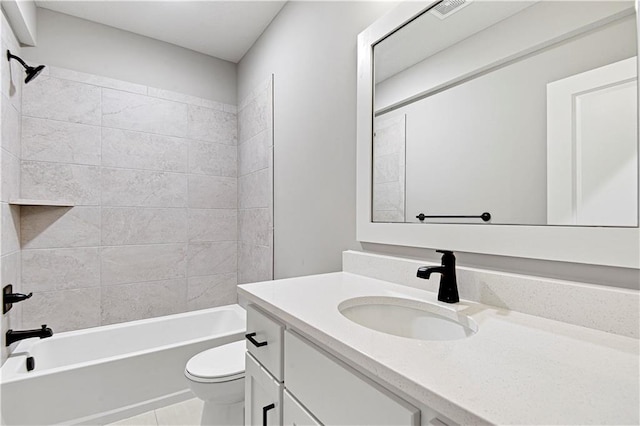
0,304,246,425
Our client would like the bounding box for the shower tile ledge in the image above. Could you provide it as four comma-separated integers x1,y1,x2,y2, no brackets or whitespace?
9,198,75,207
238,272,639,426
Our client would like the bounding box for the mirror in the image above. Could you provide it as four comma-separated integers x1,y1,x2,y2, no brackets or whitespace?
356,0,640,267
371,0,638,227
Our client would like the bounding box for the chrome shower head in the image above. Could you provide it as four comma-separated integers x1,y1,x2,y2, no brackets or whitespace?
6,50,45,84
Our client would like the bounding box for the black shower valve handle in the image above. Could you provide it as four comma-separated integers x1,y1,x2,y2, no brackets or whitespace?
3,284,34,314
5,291,33,303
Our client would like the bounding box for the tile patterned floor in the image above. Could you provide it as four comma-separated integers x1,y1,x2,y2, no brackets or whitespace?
107,398,203,426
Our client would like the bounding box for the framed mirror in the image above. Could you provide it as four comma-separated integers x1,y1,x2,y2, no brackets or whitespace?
356,0,640,268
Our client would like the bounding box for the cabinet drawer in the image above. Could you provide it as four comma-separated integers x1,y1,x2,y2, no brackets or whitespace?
245,353,282,426
283,390,322,426
246,304,284,381
284,330,419,426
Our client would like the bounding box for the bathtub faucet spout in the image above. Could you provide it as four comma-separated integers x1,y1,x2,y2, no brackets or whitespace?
5,324,53,346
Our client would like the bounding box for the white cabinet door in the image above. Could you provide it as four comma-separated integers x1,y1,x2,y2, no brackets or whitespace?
283,390,322,426
246,304,284,382
284,330,419,426
245,353,282,426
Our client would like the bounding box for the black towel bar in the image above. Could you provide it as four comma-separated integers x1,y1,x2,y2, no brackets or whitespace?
416,212,491,222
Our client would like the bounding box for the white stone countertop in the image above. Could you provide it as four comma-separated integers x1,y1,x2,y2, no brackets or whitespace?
238,272,640,425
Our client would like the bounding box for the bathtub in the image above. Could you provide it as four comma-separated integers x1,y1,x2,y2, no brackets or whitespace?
0,304,246,425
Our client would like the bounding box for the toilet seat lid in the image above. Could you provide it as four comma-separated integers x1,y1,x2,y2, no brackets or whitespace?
185,341,245,383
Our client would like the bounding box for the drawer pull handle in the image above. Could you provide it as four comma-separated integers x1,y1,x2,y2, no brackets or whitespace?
262,403,275,426
246,332,268,347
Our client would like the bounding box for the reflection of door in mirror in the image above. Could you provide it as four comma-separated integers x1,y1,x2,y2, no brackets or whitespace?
371,0,638,227
372,115,406,222
547,57,638,227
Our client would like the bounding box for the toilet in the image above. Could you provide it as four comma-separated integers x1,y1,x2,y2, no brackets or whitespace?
185,341,246,426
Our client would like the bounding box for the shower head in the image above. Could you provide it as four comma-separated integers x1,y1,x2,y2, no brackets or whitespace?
6,50,45,84
25,64,45,84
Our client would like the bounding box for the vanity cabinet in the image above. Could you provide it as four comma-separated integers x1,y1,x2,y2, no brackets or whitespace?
282,390,321,426
284,330,420,426
245,305,284,426
245,304,438,426
245,353,282,426
246,305,284,381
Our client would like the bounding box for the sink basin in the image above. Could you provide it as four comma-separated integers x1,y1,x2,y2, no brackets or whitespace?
338,296,477,341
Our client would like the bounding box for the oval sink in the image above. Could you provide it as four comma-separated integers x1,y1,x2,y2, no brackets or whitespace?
338,296,477,341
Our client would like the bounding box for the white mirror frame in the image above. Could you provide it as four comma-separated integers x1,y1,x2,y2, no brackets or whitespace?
356,1,640,269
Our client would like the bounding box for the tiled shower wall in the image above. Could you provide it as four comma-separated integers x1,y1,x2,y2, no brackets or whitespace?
18,66,239,332
237,77,274,283
372,115,406,222
1,12,24,361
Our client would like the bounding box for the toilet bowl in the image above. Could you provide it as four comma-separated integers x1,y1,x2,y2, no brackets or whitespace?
185,340,245,426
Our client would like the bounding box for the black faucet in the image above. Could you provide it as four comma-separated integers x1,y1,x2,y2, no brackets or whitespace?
5,325,53,346
417,250,459,303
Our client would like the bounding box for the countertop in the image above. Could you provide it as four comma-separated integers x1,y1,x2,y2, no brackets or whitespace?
238,272,640,425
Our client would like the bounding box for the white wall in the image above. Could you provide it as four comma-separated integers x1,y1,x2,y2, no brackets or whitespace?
237,1,400,279
21,8,236,104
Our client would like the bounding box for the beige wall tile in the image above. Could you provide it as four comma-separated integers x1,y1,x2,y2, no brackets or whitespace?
187,104,237,145
238,169,271,209
101,244,187,286
187,241,237,277
238,243,273,284
15,67,248,334
21,161,100,205
21,247,100,291
21,206,101,249
238,208,272,247
188,140,237,177
1,251,22,337
23,76,101,125
1,252,20,295
48,67,147,95
102,207,187,245
238,130,270,177
101,168,187,208
188,209,236,242
238,88,270,144
22,117,101,165
102,128,188,173
187,273,237,311
1,204,20,255
148,86,226,111
187,175,236,209
1,150,20,202
101,279,187,325
1,95,21,156
22,287,101,332
102,89,188,137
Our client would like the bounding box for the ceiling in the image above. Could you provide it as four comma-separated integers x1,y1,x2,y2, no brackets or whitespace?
35,0,287,63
